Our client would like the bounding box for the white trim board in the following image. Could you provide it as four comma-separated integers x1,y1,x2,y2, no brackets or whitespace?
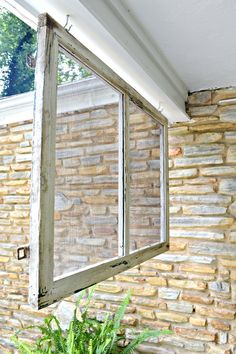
0,77,119,125
2,0,190,123
80,0,186,112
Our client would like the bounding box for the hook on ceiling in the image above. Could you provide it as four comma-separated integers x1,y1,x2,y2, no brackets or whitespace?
64,14,72,32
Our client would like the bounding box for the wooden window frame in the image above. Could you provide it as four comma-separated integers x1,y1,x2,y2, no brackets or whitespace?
29,13,169,309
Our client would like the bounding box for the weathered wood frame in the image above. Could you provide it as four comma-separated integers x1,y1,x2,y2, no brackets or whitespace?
30,13,169,309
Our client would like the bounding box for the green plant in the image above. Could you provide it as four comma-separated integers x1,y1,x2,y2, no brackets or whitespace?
12,288,171,353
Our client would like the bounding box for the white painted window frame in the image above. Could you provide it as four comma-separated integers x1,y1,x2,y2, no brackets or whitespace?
30,13,169,309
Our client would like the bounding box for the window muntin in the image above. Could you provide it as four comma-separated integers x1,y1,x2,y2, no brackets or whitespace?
30,13,169,309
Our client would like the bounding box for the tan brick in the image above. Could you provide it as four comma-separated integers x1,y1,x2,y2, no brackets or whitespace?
55,168,78,176
137,308,155,319
0,166,10,172
179,263,216,274
169,147,182,157
188,103,217,116
188,91,212,105
169,134,194,145
169,126,189,135
4,180,27,186
8,273,18,280
155,312,188,323
170,184,213,195
0,149,14,156
131,170,160,180
230,269,236,280
16,186,30,195
11,211,29,218
170,240,187,251
168,279,206,291
195,132,222,143
133,122,154,132
0,135,22,144
97,283,122,293
169,168,198,179
11,163,31,171
211,319,230,331
196,306,235,320
220,258,236,268
189,122,236,132
0,188,8,195
19,305,51,317
83,196,117,205
212,88,236,103
78,166,108,176
146,277,167,287
5,265,22,272
145,262,173,271
130,287,157,297
115,275,146,284
229,332,236,345
0,308,12,316
189,316,206,327
175,327,216,341
141,319,170,330
208,346,231,354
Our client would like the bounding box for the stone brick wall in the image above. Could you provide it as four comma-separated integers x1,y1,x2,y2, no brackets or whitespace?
0,87,236,353
53,101,161,277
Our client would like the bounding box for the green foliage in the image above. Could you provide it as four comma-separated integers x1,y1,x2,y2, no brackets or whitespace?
0,6,92,97
57,53,92,85
0,6,36,96
12,289,171,354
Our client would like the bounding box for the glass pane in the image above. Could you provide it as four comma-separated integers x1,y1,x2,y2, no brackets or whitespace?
129,102,161,251
57,52,93,85
53,49,120,278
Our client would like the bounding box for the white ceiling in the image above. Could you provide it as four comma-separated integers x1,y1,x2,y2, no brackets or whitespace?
4,0,236,122
120,0,236,91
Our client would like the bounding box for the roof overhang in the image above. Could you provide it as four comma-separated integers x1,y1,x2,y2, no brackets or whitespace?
2,0,190,124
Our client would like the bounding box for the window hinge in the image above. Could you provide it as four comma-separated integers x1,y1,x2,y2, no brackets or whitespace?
17,244,30,260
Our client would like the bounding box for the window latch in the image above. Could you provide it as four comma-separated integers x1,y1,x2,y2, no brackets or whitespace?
17,245,30,260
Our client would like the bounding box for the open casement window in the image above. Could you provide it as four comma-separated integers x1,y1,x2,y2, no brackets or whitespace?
30,13,169,309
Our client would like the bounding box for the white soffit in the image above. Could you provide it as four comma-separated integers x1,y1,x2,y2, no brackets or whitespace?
119,0,236,92
2,0,189,123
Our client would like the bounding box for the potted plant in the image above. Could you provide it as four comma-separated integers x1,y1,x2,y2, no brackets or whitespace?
13,288,171,353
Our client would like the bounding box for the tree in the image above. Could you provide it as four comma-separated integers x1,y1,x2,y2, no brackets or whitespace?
0,6,92,98
0,7,36,97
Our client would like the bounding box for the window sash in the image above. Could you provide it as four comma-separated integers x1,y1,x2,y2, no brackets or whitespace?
29,13,169,309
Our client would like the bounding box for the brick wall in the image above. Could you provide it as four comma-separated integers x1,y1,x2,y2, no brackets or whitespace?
0,87,236,353
53,101,161,277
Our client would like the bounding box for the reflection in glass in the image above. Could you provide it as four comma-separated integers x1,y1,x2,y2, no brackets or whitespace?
53,50,120,278
129,102,161,251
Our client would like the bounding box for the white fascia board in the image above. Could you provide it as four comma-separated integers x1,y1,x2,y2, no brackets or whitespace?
0,78,118,125
2,0,190,123
80,0,188,118
0,91,34,125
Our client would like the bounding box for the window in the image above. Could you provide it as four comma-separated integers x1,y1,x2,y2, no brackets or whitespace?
30,13,169,309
